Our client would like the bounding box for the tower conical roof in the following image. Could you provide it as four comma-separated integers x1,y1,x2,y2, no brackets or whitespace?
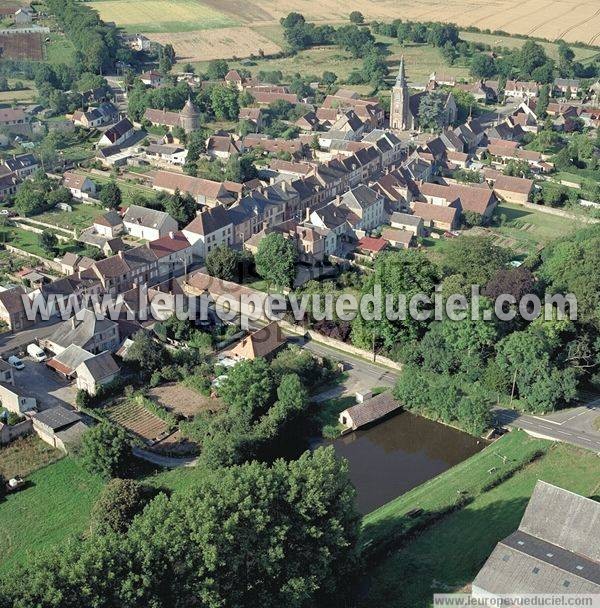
181,96,199,117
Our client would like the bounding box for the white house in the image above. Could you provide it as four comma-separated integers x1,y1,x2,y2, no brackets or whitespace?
182,206,233,259
0,382,36,414
63,172,97,199
93,210,124,239
98,118,135,148
122,204,178,241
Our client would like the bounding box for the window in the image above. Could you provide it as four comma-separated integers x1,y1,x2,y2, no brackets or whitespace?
563,581,570,588
532,567,539,574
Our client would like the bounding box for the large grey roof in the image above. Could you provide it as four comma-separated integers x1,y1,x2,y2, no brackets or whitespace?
520,480,600,561
51,344,94,372
473,481,600,595
48,309,118,350
76,350,119,381
123,204,173,230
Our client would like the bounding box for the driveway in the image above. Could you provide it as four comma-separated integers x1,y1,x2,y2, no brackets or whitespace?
13,360,78,411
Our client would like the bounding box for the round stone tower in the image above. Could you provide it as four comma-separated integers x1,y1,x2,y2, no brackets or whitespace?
179,97,200,134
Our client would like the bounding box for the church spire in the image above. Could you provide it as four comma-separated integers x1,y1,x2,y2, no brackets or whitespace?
396,56,406,86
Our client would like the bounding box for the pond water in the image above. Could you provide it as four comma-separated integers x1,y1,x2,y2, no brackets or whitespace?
311,411,485,514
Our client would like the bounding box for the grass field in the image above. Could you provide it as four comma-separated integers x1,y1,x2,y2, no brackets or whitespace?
90,0,238,33
360,439,600,607
0,436,63,480
491,202,585,253
34,201,100,233
0,457,105,576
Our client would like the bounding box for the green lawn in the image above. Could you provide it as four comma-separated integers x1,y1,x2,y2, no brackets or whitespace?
0,457,105,576
491,202,586,253
360,440,600,607
83,172,155,207
34,201,100,233
1,226,79,259
190,38,470,92
44,32,77,66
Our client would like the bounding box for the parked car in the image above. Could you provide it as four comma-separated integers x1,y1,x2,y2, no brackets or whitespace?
26,343,46,362
7,355,24,370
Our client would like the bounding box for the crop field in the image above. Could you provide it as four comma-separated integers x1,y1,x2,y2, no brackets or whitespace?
105,399,170,443
89,0,238,33
0,32,43,60
146,26,282,62
122,0,600,45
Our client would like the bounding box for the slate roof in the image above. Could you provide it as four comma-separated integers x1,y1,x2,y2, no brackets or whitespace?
123,204,173,230
76,350,119,381
473,481,600,595
184,205,231,236
0,286,27,315
47,309,118,350
33,406,81,431
47,344,94,375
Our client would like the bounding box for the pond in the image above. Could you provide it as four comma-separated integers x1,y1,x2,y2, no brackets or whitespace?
311,411,485,514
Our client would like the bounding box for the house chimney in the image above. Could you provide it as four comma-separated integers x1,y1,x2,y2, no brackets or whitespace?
305,207,311,222
169,231,175,239
281,181,287,193
71,315,77,329
118,250,124,259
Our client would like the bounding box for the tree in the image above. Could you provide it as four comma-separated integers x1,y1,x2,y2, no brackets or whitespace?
417,91,447,131
322,70,337,90
91,478,149,535
536,84,550,118
484,266,535,301
210,84,239,120
205,244,241,281
443,235,510,285
255,232,298,289
124,331,168,373
206,59,229,80
162,189,196,227
219,358,275,419
351,250,440,353
39,231,58,256
80,422,131,480
100,181,122,210
349,11,364,24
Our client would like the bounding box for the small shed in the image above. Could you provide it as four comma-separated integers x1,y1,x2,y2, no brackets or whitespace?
338,392,401,431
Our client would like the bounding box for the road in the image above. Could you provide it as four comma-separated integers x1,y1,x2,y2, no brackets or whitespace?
494,402,600,452
288,334,399,391
0,318,62,356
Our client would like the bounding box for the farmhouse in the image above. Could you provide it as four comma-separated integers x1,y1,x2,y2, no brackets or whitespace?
153,170,234,207
390,211,424,236
473,481,600,597
226,322,285,361
0,382,36,415
94,210,124,239
42,309,120,356
411,200,460,231
381,227,413,249
0,286,32,331
46,344,94,379
490,174,534,204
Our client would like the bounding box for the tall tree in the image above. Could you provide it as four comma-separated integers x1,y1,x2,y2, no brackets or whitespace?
255,232,298,289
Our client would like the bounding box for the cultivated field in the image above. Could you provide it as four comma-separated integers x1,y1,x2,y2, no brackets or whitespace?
89,0,238,33
0,32,43,60
148,382,223,418
105,399,170,443
87,0,600,63
147,26,282,62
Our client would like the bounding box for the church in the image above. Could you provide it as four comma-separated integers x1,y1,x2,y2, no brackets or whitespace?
390,58,457,132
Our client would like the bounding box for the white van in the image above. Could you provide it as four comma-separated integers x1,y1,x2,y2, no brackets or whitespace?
26,344,46,362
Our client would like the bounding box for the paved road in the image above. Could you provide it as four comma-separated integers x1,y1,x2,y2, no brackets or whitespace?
288,335,399,390
494,402,600,452
0,318,62,356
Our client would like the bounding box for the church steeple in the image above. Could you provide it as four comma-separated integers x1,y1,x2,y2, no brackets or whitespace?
396,56,407,86
390,56,412,131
